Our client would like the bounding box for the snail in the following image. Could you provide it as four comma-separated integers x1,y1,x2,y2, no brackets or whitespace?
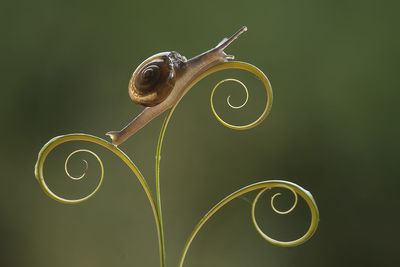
106,26,248,146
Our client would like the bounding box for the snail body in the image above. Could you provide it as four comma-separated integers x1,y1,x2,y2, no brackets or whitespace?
107,26,247,145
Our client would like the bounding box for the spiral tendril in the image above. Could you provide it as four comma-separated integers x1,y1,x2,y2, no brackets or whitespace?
35,144,103,204
35,134,164,266
213,78,250,109
251,185,312,248
34,133,158,211
178,180,319,267
270,187,298,215
64,150,90,180
201,61,273,130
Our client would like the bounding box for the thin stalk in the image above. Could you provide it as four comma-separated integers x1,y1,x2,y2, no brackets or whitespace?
151,61,272,267
155,107,177,267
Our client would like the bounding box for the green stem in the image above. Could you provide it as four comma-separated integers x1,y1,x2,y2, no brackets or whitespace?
151,61,274,267
155,107,177,267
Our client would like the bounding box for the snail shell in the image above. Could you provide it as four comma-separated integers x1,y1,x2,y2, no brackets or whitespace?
128,51,187,107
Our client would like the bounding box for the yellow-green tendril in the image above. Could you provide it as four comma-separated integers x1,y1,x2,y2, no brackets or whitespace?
175,61,272,131
178,180,319,267
270,188,298,215
216,78,250,109
202,61,273,130
252,186,310,247
35,140,104,204
34,133,163,266
64,150,90,180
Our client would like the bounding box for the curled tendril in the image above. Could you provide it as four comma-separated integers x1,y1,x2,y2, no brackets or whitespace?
270,187,298,215
36,144,104,204
35,134,142,205
252,186,307,247
34,134,164,265
200,61,273,130
178,180,319,267
64,150,90,180
211,78,249,109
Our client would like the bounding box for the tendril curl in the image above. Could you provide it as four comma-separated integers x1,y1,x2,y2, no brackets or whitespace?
34,134,165,264
64,150,90,181
178,180,319,267
252,186,307,247
270,188,298,215
201,61,273,130
212,78,249,110
35,140,104,204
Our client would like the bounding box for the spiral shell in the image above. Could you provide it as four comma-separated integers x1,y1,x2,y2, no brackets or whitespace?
129,51,186,107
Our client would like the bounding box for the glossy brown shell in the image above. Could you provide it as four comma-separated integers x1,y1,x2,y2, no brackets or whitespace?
129,52,185,107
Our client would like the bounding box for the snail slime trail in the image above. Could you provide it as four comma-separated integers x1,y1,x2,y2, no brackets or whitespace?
106,26,248,146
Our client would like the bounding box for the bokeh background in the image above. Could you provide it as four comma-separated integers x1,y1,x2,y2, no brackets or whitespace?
1,0,399,266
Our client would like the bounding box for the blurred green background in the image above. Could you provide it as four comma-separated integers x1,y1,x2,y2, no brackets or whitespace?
1,0,399,266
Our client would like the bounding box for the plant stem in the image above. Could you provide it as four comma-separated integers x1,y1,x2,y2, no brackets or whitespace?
155,107,177,267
